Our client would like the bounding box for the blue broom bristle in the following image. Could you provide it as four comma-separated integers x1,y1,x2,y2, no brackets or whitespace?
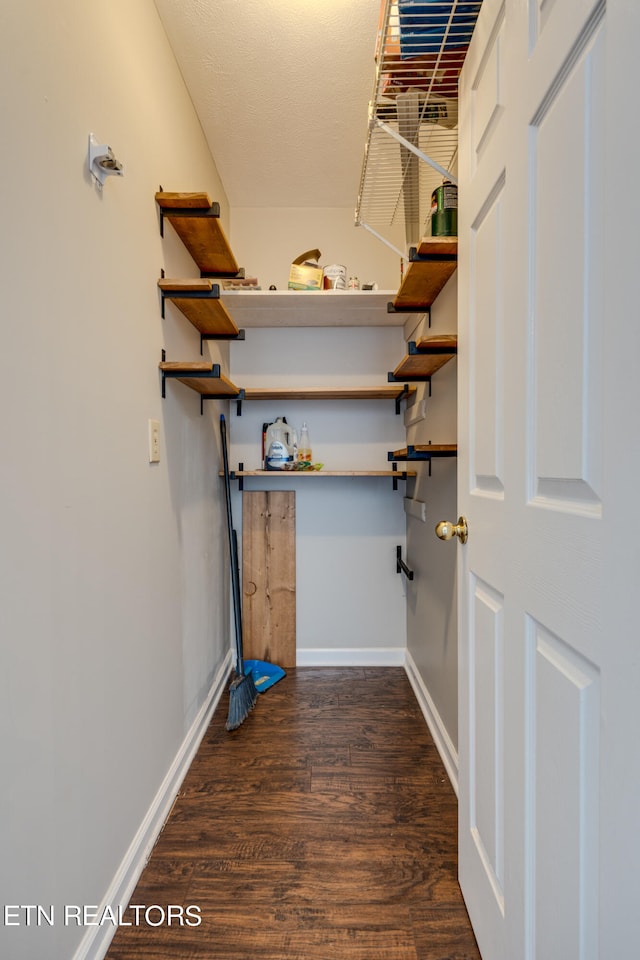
225,673,259,731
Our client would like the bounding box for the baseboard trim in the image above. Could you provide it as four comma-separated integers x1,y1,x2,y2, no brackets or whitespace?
74,650,233,960
404,650,459,796
296,647,406,667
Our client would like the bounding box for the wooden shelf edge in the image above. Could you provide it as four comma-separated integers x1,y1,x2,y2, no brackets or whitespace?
242,385,417,402
393,237,458,311
220,470,418,478
412,334,458,352
155,191,214,210
159,279,240,337
155,191,238,276
159,278,218,292
159,361,241,397
413,237,458,258
391,351,457,381
389,444,458,460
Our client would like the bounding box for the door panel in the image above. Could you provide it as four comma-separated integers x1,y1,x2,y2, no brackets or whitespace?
471,184,505,494
470,578,505,909
530,621,600,960
530,22,604,507
456,1,637,958
471,11,505,161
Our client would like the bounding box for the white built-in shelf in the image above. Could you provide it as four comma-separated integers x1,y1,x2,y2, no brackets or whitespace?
220,289,401,327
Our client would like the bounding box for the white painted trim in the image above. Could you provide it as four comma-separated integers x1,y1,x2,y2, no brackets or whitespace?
296,647,406,667
404,497,426,522
73,650,233,960
404,650,459,796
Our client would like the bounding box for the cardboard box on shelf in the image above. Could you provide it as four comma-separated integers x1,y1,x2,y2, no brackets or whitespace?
288,249,323,290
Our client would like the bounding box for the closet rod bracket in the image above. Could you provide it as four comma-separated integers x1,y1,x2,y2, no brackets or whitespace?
396,545,414,581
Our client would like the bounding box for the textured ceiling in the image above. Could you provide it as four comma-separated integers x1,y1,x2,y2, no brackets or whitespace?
153,0,381,208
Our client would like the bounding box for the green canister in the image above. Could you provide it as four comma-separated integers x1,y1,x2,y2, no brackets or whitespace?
430,180,458,237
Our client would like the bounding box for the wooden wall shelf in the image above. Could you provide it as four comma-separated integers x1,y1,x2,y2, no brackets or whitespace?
224,467,417,491
241,385,416,403
155,191,239,276
159,360,241,399
391,238,458,312
231,470,416,478
389,335,458,382
388,444,458,461
158,279,242,342
234,383,416,416
156,190,242,409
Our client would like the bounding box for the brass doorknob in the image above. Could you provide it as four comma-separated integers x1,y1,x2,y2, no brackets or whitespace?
435,516,468,544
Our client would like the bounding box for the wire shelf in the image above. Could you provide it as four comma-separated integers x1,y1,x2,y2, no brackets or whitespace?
355,0,482,256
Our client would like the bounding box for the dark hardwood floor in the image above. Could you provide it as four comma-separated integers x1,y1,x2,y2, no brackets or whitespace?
105,667,481,959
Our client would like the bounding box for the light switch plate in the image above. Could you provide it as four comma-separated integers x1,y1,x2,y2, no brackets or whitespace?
148,419,160,462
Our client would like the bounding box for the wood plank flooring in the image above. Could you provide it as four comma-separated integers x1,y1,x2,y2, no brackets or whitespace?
105,668,481,960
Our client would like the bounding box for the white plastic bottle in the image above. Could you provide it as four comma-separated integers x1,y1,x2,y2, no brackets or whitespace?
298,422,312,462
265,417,293,470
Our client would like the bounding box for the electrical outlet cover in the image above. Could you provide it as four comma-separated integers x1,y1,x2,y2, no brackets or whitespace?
148,419,160,462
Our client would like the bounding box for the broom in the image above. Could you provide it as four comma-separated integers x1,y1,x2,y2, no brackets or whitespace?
220,414,258,730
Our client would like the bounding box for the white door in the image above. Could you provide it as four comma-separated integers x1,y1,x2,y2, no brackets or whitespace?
455,0,640,957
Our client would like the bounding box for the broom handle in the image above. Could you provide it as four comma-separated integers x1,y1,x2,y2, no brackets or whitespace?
220,415,244,674
230,529,244,671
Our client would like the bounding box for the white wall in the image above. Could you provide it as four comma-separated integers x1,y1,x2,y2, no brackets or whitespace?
229,325,408,662
404,275,459,752
1,3,232,958
229,209,409,663
231,206,405,292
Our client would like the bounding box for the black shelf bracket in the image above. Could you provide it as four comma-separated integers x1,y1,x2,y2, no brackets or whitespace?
391,462,409,491
197,387,245,417
387,300,430,314
395,384,411,415
160,283,220,319
387,445,458,462
408,338,457,356
200,266,246,280
408,246,457,264
158,201,221,239
160,350,243,415
230,462,245,491
386,300,435,317
387,444,457,476
388,370,432,386
160,358,220,400
396,545,414,581
200,329,245,356
387,369,432,395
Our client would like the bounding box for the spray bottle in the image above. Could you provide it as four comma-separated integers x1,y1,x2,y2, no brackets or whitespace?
298,422,312,462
